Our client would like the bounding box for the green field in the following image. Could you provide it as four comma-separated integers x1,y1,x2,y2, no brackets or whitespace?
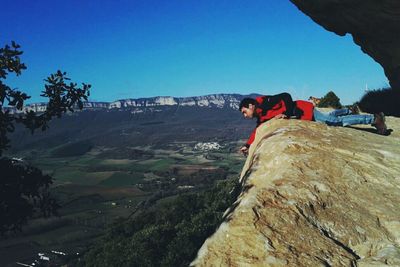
1,141,246,266
100,171,144,186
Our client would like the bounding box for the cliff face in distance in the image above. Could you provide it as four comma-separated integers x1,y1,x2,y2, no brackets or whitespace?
290,0,400,90
5,94,251,114
192,116,400,266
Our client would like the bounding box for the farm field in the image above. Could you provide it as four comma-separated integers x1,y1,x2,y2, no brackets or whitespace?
1,140,246,266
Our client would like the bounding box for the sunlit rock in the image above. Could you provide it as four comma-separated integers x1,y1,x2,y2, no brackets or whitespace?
192,117,400,266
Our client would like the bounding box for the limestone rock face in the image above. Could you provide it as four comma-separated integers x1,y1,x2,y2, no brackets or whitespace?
290,0,400,89
6,94,245,114
192,117,400,266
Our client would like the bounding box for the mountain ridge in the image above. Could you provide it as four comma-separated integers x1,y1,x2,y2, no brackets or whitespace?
5,93,260,114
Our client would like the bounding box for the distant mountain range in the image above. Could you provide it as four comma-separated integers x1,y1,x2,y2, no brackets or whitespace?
7,93,259,153
5,93,260,114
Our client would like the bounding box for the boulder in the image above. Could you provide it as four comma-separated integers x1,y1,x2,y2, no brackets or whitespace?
192,116,400,266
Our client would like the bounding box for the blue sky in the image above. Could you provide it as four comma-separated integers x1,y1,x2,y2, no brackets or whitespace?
2,0,388,104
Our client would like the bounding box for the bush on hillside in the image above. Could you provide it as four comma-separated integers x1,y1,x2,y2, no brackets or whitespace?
358,87,400,117
317,91,342,109
83,178,240,267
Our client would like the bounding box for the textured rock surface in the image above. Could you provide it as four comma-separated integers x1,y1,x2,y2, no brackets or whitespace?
192,116,400,266
290,0,400,89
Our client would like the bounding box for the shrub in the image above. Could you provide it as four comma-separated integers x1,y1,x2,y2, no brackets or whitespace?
358,87,400,117
83,178,240,267
317,91,342,109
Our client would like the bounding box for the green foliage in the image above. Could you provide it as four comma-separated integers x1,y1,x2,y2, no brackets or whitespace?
51,140,93,157
0,42,91,155
0,41,91,233
0,158,59,233
317,91,342,109
358,87,400,117
83,178,240,267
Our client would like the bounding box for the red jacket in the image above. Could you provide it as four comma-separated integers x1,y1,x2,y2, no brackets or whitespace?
245,94,314,147
294,100,314,121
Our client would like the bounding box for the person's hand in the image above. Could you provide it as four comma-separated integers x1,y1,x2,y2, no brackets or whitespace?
239,146,249,156
274,114,288,119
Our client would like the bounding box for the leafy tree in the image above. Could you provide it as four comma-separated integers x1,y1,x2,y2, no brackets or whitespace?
317,91,342,109
0,157,59,233
0,41,91,233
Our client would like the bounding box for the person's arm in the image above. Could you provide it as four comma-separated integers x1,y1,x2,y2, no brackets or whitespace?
246,127,256,147
292,106,304,119
279,92,294,117
240,127,256,155
259,92,294,117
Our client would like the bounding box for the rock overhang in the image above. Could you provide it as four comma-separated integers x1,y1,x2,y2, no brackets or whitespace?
289,0,400,90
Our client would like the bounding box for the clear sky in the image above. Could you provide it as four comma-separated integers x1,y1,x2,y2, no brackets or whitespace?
2,0,388,104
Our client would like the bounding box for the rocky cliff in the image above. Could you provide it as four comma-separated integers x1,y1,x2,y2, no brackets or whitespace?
192,116,400,266
290,0,400,90
5,94,248,114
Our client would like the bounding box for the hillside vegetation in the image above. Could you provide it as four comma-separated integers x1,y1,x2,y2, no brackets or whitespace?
82,178,239,267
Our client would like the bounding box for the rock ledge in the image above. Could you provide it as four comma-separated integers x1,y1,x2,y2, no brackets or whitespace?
192,118,400,266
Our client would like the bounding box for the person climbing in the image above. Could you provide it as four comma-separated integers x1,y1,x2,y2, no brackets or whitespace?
239,93,388,155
